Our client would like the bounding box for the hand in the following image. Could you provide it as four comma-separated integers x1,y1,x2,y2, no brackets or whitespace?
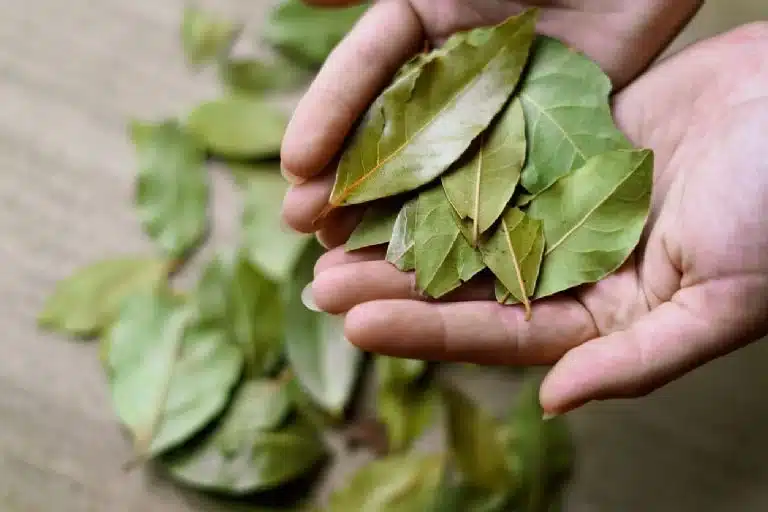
294,22,768,416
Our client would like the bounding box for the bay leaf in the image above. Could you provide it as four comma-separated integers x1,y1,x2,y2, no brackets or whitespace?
227,161,281,189
441,97,526,244
215,379,292,447
327,10,537,208
479,208,544,317
262,0,369,69
327,453,443,511
105,291,243,457
162,392,326,495
241,170,311,281
526,149,653,298
385,198,417,271
181,5,240,67
441,385,514,491
345,202,399,251
414,186,485,298
218,57,309,96
518,36,632,196
431,464,512,512
284,240,363,416
186,96,287,160
38,257,169,337
132,120,209,259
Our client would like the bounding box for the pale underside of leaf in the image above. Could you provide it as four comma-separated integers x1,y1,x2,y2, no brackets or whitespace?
385,198,418,271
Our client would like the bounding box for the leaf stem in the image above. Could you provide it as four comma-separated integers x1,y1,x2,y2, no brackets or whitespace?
501,218,532,320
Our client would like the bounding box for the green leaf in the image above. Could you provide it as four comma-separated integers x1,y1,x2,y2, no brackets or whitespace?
162,388,326,495
504,376,573,511
284,240,363,416
518,36,632,196
38,257,169,337
431,465,513,512
186,96,287,160
345,202,400,251
218,57,309,96
240,170,311,281
526,149,653,298
181,5,241,67
132,120,209,259
262,0,369,69
227,161,281,189
442,97,526,244
328,10,537,208
327,453,443,511
376,356,438,453
195,252,283,377
414,186,485,298
385,198,418,271
479,208,544,316
216,379,292,446
442,385,515,491
105,291,243,457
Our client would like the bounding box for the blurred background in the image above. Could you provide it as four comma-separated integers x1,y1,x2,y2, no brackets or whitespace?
1,1,767,511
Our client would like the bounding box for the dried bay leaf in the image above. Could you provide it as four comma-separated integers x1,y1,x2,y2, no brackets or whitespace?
181,5,240,67
285,240,363,416
186,96,287,160
132,120,209,259
218,57,309,96
415,186,485,298
518,36,632,196
345,202,400,252
105,291,243,458
385,198,418,271
38,257,169,337
327,453,443,511
442,97,527,244
327,10,537,209
479,208,544,318
431,464,512,512
527,149,653,298
216,379,292,439
227,160,281,189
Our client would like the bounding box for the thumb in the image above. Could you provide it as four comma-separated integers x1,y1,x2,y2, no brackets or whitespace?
540,282,765,415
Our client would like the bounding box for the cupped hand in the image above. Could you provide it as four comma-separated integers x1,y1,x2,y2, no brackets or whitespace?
295,23,768,416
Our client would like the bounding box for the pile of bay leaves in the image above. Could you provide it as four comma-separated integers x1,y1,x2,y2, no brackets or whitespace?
36,2,585,511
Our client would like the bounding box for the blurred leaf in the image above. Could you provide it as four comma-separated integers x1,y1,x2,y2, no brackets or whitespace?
284,240,363,416
181,5,241,67
162,385,326,495
345,202,399,252
431,463,512,512
227,161,281,189
218,57,309,95
241,170,311,281
38,257,169,337
216,379,292,446
186,96,287,160
105,291,243,457
327,453,443,511
131,120,209,259
263,0,369,69
376,356,438,453
442,385,515,491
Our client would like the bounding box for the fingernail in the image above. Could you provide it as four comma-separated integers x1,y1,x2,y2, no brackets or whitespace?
542,412,559,421
301,283,322,312
281,165,306,185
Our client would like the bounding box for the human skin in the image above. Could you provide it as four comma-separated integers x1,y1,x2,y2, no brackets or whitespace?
280,0,768,416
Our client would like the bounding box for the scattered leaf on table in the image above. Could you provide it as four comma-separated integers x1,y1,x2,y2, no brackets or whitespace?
518,36,632,196
262,0,369,68
345,202,400,251
186,96,287,160
414,186,485,298
195,251,283,377
181,5,241,67
241,170,311,281
442,385,515,491
105,291,243,457
162,389,326,495
376,356,438,453
38,257,169,337
385,198,418,271
441,97,526,244
218,57,309,95
132,120,209,259
479,207,544,316
526,149,653,298
327,10,537,208
503,376,573,511
284,240,363,416
327,453,443,511
216,379,292,444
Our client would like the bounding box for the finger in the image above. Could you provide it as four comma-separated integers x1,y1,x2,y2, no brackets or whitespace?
344,298,599,365
316,206,365,249
281,171,336,233
281,0,424,179
540,281,768,415
314,245,385,276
